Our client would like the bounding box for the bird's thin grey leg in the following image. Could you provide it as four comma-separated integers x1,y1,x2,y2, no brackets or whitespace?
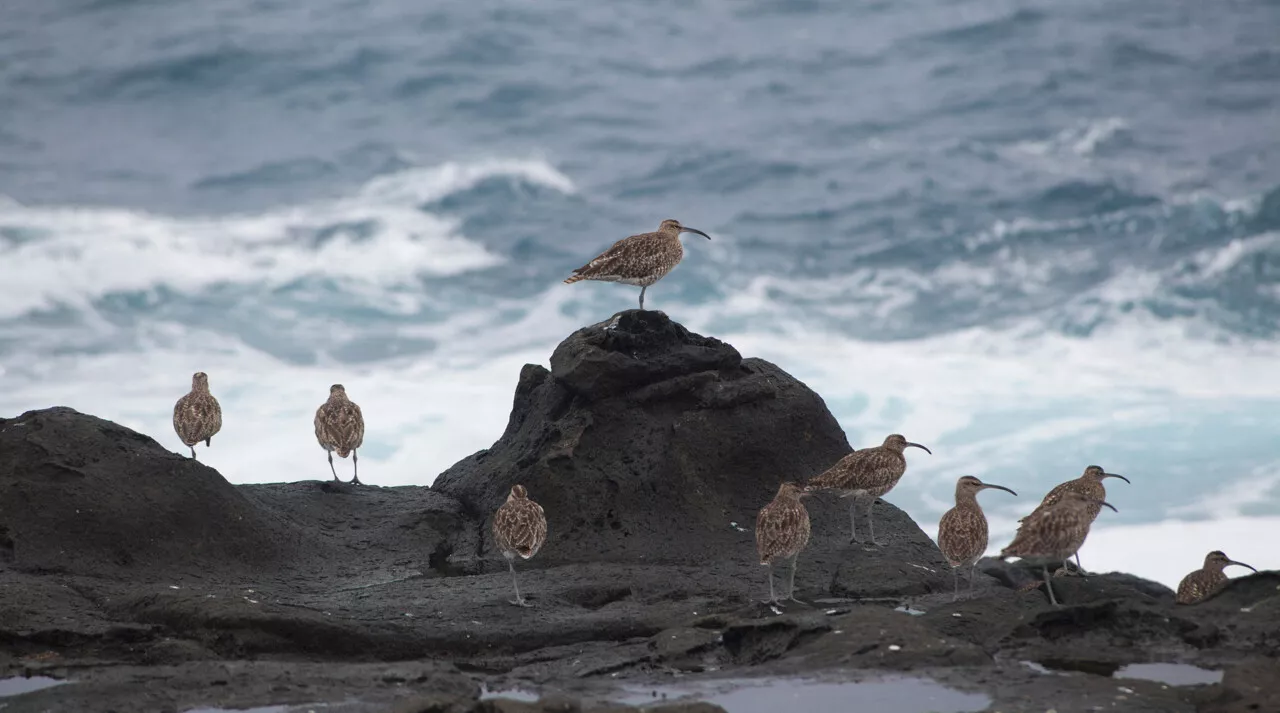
1043,566,1060,607
1072,552,1085,576
638,286,647,310
328,451,340,481
787,554,805,604
507,556,530,607
190,446,197,459
205,436,212,447
866,499,884,546
969,561,978,593
762,563,776,603
350,449,361,486
952,566,960,601
847,501,862,543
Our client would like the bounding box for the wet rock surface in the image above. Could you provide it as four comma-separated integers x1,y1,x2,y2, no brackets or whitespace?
0,310,1276,713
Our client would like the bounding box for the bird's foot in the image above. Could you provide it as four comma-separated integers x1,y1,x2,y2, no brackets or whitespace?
509,597,532,608
867,538,885,547
787,596,808,606
350,477,362,486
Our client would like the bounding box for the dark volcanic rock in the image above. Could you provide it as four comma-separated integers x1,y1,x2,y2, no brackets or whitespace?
3,314,1279,713
0,407,296,577
435,309,939,569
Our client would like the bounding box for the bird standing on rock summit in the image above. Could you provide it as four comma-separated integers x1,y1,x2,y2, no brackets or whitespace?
562,219,711,310
173,371,222,460
1001,490,1116,607
804,434,932,545
937,475,1017,600
1020,465,1129,574
314,384,365,485
492,484,547,607
1175,550,1258,605
756,482,812,605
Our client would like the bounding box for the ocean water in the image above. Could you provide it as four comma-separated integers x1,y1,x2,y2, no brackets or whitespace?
2,0,1279,588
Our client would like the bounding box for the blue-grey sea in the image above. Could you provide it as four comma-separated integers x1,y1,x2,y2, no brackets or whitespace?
2,0,1278,586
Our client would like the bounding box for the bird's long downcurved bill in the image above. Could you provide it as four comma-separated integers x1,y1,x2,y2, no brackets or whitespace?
1104,472,1131,484
1096,499,1118,513
982,483,1018,496
907,442,932,454
1230,560,1259,573
679,226,711,240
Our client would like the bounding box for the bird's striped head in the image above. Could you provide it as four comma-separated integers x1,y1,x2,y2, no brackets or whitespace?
1204,550,1256,572
509,484,529,500
329,384,347,399
1082,465,1130,484
883,433,932,454
659,219,711,240
191,371,210,391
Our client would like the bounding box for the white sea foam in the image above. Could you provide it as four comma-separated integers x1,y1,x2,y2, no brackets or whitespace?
0,159,576,319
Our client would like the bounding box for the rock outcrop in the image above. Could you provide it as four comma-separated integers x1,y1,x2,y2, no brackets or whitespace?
0,312,1277,713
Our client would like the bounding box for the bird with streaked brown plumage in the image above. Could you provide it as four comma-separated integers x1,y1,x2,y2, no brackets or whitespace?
1175,550,1257,605
1019,465,1129,575
937,475,1017,600
1001,490,1116,606
173,371,222,460
756,482,812,605
562,219,711,310
804,434,932,546
314,384,365,485
492,484,547,607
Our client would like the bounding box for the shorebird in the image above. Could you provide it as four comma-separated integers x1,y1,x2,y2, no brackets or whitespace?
937,475,1018,600
804,434,932,545
562,219,710,310
1020,465,1129,574
172,371,222,459
756,482,812,605
314,384,365,485
492,484,547,607
1175,551,1258,605
1001,490,1116,606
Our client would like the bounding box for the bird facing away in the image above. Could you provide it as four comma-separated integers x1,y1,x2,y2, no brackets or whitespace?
756,482,812,605
314,384,365,485
937,475,1017,600
492,484,548,607
1175,550,1258,605
172,371,222,459
804,434,932,545
1020,465,1129,574
1001,490,1117,606
562,219,711,310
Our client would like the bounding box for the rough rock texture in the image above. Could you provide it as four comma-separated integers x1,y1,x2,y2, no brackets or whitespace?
436,309,900,566
0,408,294,577
0,311,1277,713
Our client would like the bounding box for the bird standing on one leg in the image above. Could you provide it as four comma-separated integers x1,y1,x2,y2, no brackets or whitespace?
756,482,812,605
1000,490,1116,607
1175,550,1258,604
804,434,932,546
173,371,222,459
314,384,365,485
1020,465,1129,575
492,484,547,607
562,219,710,310
937,475,1017,600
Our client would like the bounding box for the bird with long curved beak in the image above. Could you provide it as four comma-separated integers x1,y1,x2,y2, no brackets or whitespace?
937,476,1018,599
804,434,932,546
1176,550,1259,604
563,218,711,311
1018,465,1130,575
1002,491,1117,606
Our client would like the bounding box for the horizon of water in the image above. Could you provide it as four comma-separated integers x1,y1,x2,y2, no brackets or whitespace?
3,0,1280,588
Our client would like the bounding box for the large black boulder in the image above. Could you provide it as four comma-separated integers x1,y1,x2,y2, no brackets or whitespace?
433,309,946,584
0,407,298,578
